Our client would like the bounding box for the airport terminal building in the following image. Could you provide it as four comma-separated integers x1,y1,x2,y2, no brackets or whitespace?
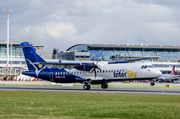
63,43,180,62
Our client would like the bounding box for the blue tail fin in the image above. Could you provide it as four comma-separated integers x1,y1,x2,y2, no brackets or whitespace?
21,42,46,71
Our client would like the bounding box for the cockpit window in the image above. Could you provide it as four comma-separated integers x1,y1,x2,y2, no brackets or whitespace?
141,66,144,69
148,65,154,68
141,65,154,69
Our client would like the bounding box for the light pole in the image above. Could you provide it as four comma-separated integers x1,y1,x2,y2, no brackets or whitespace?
9,37,16,72
3,9,13,75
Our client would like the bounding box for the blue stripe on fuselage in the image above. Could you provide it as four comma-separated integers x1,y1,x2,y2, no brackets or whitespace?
22,68,80,83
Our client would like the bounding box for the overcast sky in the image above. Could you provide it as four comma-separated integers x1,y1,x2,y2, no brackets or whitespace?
1,0,180,51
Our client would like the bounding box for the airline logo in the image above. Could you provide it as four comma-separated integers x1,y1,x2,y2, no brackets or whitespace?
114,70,137,78
38,65,42,69
127,70,137,78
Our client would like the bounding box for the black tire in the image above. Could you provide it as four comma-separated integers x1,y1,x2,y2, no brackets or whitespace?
101,83,108,89
83,84,91,90
150,82,155,86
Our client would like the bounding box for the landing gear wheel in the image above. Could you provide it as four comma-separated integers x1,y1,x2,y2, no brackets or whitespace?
83,84,91,90
150,81,155,86
101,83,108,89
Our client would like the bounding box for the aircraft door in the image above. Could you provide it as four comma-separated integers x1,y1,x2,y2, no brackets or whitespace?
49,72,54,81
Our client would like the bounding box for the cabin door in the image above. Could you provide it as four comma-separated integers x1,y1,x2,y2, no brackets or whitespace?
49,72,54,81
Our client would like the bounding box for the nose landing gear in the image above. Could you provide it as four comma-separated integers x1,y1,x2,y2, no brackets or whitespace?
150,81,155,86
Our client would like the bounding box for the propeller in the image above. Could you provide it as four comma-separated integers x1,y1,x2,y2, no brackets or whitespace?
90,58,102,79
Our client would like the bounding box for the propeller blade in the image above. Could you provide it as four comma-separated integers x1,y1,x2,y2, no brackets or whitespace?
94,68,97,78
96,58,101,64
90,67,94,73
97,67,101,71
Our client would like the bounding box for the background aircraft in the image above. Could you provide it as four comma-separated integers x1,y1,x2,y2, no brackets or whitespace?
156,65,179,82
21,42,162,90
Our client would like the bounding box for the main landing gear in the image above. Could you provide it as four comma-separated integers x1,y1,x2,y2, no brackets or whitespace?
83,84,91,90
83,83,108,90
101,83,108,89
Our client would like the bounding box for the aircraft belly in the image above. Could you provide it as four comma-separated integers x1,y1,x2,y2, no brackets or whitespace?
36,70,76,83
53,75,76,83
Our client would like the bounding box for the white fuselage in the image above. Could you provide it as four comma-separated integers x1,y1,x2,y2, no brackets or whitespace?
62,62,162,81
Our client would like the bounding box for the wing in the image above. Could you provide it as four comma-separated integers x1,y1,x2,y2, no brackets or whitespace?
33,62,96,71
125,57,152,62
108,57,151,64
33,62,81,70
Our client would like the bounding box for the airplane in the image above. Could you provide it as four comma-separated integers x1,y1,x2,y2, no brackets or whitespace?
21,42,162,90
156,65,177,82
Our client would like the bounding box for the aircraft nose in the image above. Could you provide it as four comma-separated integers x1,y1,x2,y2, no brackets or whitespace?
154,69,162,77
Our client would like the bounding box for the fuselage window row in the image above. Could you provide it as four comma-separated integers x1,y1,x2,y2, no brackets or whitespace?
56,69,126,76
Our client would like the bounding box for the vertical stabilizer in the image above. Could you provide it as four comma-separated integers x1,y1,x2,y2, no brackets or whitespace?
21,42,46,71
170,65,175,75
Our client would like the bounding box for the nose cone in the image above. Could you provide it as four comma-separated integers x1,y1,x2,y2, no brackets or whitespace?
154,69,162,78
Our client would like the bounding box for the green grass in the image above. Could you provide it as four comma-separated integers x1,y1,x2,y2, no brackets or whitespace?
0,91,180,119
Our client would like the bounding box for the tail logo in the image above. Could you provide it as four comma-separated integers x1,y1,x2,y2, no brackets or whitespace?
38,65,42,69
26,59,46,77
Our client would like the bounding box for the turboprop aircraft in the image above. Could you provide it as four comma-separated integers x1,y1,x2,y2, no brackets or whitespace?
21,42,162,90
